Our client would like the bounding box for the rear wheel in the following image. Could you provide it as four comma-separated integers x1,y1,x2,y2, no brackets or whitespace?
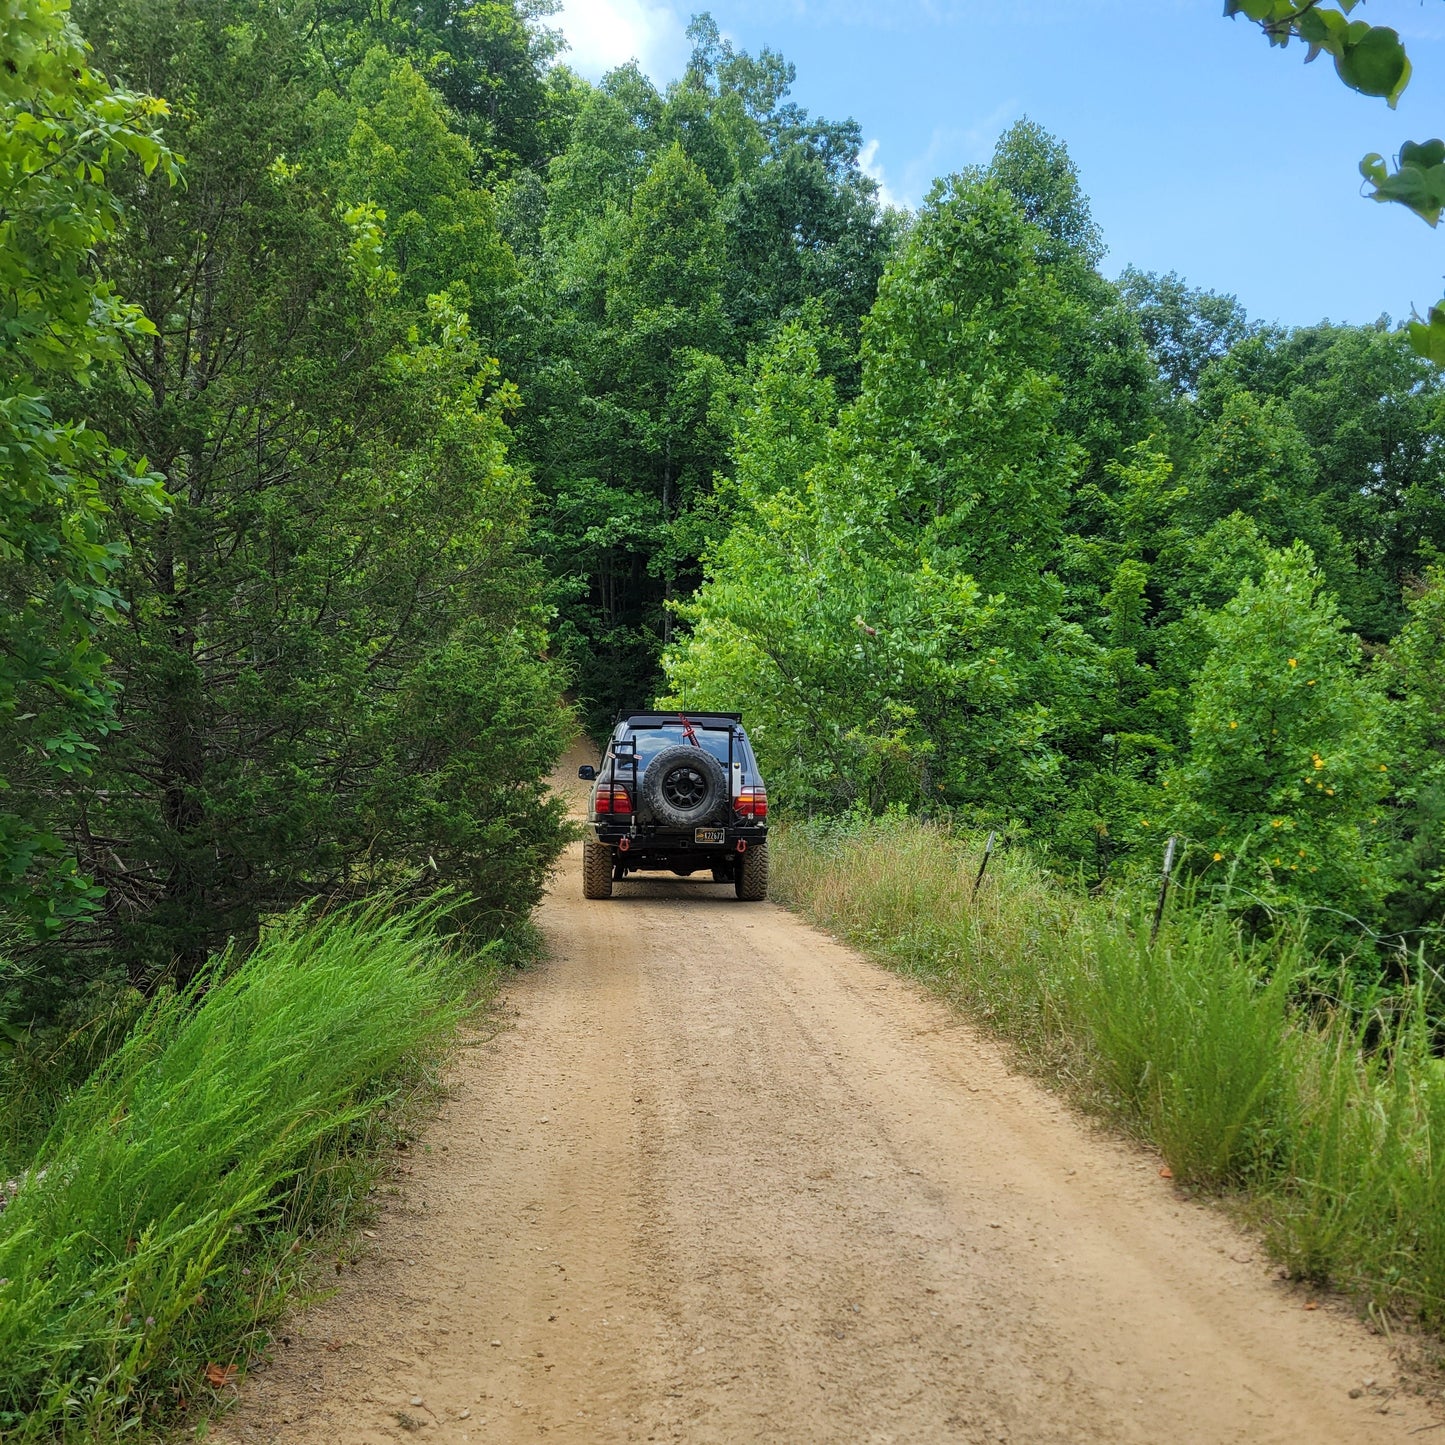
582,840,614,899
735,842,769,901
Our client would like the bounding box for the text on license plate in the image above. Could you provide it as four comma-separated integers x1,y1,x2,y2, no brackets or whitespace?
695,828,726,844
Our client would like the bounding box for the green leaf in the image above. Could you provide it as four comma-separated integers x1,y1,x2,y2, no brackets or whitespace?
1400,139,1445,171
1360,152,1388,188
1297,7,1349,55
1334,26,1410,106
1407,303,1445,365
1360,142,1445,226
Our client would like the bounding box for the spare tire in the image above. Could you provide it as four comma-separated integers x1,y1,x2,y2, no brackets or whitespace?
642,744,729,829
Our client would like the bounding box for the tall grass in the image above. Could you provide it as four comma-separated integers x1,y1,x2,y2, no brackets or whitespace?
0,901,488,1440
0,984,148,1182
775,814,1445,1330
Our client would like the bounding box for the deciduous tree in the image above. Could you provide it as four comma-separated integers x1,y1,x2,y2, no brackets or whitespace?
1169,544,1389,927
0,0,173,934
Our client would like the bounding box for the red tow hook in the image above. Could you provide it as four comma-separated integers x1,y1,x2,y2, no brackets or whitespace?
736,838,747,853
619,836,631,853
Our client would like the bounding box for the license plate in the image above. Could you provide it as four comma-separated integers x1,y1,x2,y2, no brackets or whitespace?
695,828,725,844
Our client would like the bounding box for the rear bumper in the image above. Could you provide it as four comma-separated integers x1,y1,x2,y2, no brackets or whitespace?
590,822,768,858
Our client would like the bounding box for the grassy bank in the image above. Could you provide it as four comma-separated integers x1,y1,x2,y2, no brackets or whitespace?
774,814,1445,1332
0,901,501,1441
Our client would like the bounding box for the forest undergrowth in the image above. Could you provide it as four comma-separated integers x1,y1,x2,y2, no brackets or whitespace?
774,815,1445,1336
0,900,513,1442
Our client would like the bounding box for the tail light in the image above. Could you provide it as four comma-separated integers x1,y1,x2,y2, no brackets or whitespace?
735,787,768,819
595,785,633,817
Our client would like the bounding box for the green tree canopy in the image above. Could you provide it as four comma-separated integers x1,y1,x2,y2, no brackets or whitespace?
1119,268,1257,398
316,0,569,174
57,0,567,980
0,0,174,933
1168,545,1390,927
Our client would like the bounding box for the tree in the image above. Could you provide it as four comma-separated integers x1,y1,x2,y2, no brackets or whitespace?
65,0,568,979
536,140,734,727
315,0,569,176
669,178,1094,825
986,121,1155,614
1119,268,1257,398
311,47,519,336
0,0,174,935
843,173,1077,605
1181,392,1350,598
1379,566,1445,949
664,317,999,812
1197,323,1445,638
987,116,1103,266
682,15,897,372
513,21,896,733
1168,544,1389,927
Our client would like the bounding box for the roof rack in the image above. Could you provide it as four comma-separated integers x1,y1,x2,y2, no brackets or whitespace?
613,709,743,725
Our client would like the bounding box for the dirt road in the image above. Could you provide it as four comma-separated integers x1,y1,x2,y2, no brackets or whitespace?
220,772,1437,1443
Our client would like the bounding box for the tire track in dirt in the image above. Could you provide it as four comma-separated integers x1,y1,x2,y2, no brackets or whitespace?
218,757,1438,1443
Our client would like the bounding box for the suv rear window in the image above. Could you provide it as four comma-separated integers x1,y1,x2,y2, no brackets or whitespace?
621,724,736,769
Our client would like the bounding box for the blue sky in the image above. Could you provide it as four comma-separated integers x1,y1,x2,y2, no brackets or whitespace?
554,1,1445,329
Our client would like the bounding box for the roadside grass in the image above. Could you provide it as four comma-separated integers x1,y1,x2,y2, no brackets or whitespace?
773,813,1445,1332
0,899,502,1441
0,984,149,1183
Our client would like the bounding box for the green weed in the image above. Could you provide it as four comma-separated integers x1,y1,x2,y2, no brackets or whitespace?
0,899,490,1440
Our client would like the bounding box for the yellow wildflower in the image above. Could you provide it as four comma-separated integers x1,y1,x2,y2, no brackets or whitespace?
1288,658,1298,667
1212,851,1223,861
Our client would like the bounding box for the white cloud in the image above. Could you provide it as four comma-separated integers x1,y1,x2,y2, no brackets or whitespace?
555,0,689,83
858,138,906,211
863,103,1021,210
959,100,1020,164
908,104,1018,187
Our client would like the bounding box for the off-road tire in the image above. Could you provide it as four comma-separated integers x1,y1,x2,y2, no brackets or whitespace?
735,842,769,901
582,840,614,899
641,744,729,829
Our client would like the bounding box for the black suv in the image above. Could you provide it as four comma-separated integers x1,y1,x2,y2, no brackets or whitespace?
578,712,769,901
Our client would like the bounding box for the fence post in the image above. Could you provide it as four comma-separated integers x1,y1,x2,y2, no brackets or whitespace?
1150,835,1178,945
971,830,997,900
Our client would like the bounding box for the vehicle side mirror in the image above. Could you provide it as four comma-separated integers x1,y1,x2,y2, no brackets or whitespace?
577,764,596,781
